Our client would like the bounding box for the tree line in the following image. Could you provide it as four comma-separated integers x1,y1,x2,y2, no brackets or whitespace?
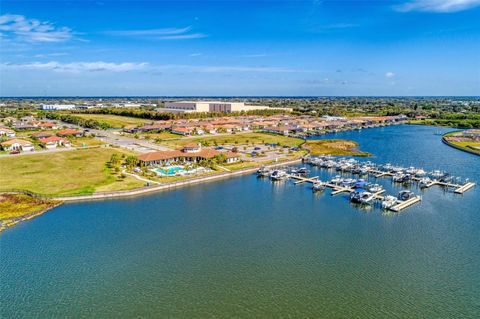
66,107,291,121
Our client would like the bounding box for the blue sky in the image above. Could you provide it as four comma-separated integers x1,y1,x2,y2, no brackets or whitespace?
1,0,479,96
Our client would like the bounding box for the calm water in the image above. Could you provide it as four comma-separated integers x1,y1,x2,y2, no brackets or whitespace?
1,125,479,318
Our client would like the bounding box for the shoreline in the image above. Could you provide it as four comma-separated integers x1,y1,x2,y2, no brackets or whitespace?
442,134,480,156
54,158,303,202
0,200,63,233
0,158,301,232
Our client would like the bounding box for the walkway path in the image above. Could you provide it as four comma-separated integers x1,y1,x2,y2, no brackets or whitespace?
122,170,161,185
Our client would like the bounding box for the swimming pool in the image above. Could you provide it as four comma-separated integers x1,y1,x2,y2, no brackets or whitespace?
151,166,184,176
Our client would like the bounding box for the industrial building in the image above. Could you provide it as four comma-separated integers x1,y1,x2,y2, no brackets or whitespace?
160,101,292,113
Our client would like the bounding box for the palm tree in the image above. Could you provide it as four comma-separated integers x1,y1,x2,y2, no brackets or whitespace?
110,153,120,166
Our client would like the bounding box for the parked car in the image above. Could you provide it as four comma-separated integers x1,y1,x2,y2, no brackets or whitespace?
10,150,20,155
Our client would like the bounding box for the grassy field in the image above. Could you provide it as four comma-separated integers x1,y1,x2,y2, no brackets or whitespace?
0,194,60,231
74,114,150,128
130,131,181,141
302,139,370,157
158,132,304,149
68,136,107,147
0,148,144,196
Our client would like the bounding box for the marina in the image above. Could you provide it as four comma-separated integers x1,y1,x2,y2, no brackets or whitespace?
257,155,475,212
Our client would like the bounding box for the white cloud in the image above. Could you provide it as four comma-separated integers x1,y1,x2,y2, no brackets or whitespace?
385,72,396,78
154,64,299,73
1,61,148,72
154,33,206,40
397,0,480,12
238,54,268,58
1,61,308,74
105,26,207,40
104,27,192,36
0,14,74,42
34,52,68,58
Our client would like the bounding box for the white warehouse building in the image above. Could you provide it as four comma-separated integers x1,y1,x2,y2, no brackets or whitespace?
41,104,76,110
161,101,292,113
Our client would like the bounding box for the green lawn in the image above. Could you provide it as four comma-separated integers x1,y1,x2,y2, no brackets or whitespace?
68,136,107,147
129,131,181,141
0,148,144,196
158,132,304,149
302,139,371,157
74,114,150,128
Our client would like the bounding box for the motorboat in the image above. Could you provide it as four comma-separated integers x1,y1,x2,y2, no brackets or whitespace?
418,177,432,188
312,181,326,192
352,166,362,175
406,166,417,175
341,178,356,187
438,173,453,183
415,169,427,177
393,173,406,183
366,183,383,193
350,190,375,205
297,167,309,174
402,174,413,184
430,170,444,178
270,170,288,181
381,195,398,209
354,179,368,189
330,175,343,185
397,190,417,201
256,167,271,177
359,166,370,175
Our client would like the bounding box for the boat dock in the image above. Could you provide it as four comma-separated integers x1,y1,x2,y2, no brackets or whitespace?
269,158,476,213
454,182,476,194
359,169,475,194
390,196,422,212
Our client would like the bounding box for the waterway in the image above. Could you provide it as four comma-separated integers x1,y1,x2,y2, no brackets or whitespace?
1,125,479,318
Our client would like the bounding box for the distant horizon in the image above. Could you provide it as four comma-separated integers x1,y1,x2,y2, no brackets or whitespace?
1,95,479,99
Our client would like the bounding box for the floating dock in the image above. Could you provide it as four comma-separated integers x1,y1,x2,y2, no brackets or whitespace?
390,196,422,212
454,182,476,194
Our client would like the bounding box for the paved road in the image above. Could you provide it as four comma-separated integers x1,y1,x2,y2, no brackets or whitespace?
59,122,172,153
92,129,171,153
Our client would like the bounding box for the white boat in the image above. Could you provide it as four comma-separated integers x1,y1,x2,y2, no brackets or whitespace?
256,167,271,177
330,175,343,185
382,195,398,209
366,183,383,193
406,166,417,175
418,177,432,188
430,170,444,178
312,181,326,192
341,178,356,187
350,190,374,205
415,169,427,177
270,170,288,181
393,173,405,182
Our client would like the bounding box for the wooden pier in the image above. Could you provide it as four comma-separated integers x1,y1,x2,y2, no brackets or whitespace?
390,196,422,212
291,175,319,185
454,182,476,194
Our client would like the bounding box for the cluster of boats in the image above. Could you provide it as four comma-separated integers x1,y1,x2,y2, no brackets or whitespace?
256,166,308,181
304,156,459,188
256,163,422,210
